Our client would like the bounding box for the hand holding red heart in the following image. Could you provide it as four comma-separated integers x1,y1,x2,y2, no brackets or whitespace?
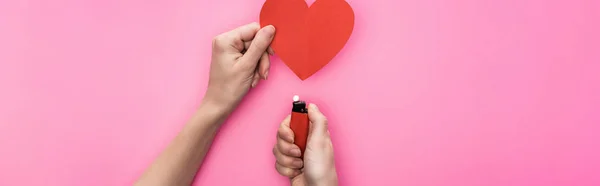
204,23,275,112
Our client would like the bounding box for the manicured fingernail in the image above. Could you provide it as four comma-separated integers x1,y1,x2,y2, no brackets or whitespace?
290,148,301,157
293,160,303,168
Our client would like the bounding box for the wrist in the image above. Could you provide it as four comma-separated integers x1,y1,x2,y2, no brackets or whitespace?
194,97,233,127
203,86,241,112
201,92,236,112
309,170,338,186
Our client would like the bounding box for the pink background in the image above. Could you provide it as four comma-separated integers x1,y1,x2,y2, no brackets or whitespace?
1,0,599,185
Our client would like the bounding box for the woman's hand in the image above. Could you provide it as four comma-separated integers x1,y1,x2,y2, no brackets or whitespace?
273,104,338,186
136,23,276,186
204,23,275,111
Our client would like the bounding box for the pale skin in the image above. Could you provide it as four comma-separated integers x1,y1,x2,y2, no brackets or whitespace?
134,23,338,186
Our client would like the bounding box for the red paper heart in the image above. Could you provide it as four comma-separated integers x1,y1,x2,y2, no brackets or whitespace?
260,0,354,80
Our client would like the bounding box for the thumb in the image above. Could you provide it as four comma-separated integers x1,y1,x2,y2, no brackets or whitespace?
240,25,275,69
307,103,328,138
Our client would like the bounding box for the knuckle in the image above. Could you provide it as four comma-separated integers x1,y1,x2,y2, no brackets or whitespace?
314,114,327,124
277,128,287,139
248,38,265,50
283,115,291,122
211,36,220,47
275,156,284,165
321,116,328,124
281,168,293,176
281,128,294,138
309,139,324,149
319,139,330,149
277,127,284,136
282,157,294,166
275,154,292,167
275,164,283,173
252,38,264,47
275,164,291,176
212,34,227,49
256,40,268,50
276,141,288,155
286,169,296,177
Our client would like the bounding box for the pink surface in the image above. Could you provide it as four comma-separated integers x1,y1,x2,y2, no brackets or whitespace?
1,0,599,185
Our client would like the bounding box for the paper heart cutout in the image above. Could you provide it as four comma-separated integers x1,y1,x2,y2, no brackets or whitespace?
260,0,354,80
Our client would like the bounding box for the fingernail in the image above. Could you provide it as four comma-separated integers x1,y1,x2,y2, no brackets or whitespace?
251,81,257,88
309,103,319,111
264,71,269,80
290,148,301,157
268,47,275,55
292,170,302,177
264,25,275,37
293,160,303,168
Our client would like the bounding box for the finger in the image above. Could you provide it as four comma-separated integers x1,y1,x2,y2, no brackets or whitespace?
232,22,261,42
281,115,291,127
275,161,302,177
267,47,275,55
308,103,328,138
214,23,261,52
277,137,302,157
244,41,252,51
240,25,275,70
274,146,303,168
244,41,272,55
277,115,293,143
251,71,260,88
258,52,270,79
